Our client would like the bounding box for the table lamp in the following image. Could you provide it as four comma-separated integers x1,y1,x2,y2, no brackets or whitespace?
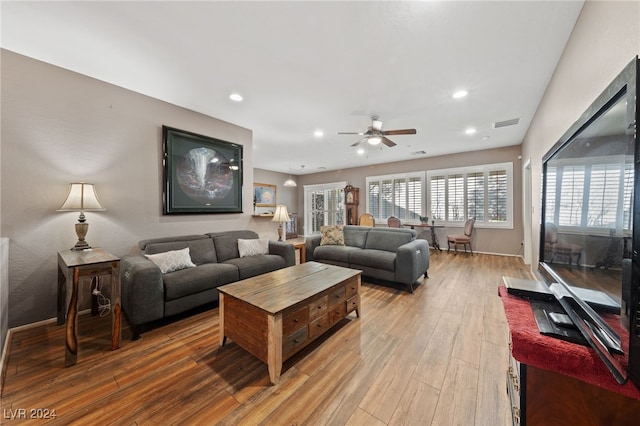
271,205,290,241
57,182,106,250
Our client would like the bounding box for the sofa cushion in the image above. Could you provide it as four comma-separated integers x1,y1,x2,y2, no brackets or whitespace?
224,255,287,280
238,238,269,257
365,228,415,252
209,230,260,262
350,249,396,272
143,237,217,265
320,225,345,246
163,263,239,301
343,225,369,248
144,248,196,274
314,245,360,263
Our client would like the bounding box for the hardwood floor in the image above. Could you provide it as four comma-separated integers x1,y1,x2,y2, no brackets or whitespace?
1,252,532,425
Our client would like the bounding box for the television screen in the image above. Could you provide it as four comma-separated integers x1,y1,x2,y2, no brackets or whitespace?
541,72,634,315
539,56,638,386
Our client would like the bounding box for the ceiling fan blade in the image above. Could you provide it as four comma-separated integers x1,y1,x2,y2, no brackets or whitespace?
381,137,397,147
351,137,368,147
338,131,365,135
382,129,417,135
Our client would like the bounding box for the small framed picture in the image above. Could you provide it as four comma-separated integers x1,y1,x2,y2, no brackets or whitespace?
254,183,277,207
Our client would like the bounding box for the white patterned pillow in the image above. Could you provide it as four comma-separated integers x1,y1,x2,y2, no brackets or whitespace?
320,225,345,246
145,247,196,274
238,238,269,257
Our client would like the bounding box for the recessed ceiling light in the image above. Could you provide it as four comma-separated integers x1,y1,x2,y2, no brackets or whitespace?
465,128,477,135
453,90,468,99
314,130,324,137
229,93,243,102
481,136,490,141
357,148,365,155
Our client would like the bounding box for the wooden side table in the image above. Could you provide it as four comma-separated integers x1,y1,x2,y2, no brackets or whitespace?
286,238,306,264
57,248,121,366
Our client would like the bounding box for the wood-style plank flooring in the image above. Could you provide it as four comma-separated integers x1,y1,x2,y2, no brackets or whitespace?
1,252,532,425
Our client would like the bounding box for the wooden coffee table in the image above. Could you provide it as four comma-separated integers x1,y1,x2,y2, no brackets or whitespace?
218,261,361,384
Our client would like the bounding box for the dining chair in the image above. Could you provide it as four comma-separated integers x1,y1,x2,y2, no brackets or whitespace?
387,216,402,228
358,213,375,227
544,222,582,265
447,218,475,255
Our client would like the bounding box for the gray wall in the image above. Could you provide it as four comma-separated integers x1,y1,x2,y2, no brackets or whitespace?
294,145,524,256
1,50,257,328
522,0,640,272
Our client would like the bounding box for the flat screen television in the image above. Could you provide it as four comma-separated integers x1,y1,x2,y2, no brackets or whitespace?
539,56,639,386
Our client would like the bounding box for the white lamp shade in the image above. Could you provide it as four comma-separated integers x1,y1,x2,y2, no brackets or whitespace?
57,183,106,212
271,205,290,223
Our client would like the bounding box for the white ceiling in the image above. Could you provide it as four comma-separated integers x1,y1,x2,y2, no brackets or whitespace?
1,1,584,175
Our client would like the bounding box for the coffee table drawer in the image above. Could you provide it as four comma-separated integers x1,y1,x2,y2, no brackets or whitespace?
329,300,347,324
345,277,359,298
283,326,308,357
346,294,360,314
283,306,309,336
329,286,345,305
309,313,331,339
308,295,329,320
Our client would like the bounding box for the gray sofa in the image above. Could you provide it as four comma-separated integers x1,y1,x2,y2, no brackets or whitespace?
305,225,429,293
121,230,295,339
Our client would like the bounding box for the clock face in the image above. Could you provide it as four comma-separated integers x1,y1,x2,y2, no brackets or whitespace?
346,192,354,203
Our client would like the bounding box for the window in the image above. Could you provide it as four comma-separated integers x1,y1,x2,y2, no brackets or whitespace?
427,162,513,228
303,182,346,235
545,156,632,232
366,173,424,222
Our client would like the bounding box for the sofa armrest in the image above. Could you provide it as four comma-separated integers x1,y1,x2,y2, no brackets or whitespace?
396,239,430,284
268,241,295,267
120,254,165,327
305,235,322,261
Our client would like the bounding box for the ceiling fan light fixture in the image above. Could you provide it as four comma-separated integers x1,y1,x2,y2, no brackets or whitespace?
368,136,382,145
283,176,297,187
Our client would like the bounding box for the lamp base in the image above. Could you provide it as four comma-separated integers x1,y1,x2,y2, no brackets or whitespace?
277,225,283,242
72,221,91,251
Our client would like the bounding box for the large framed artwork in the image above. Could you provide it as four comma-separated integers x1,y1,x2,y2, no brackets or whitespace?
163,125,243,214
253,183,276,207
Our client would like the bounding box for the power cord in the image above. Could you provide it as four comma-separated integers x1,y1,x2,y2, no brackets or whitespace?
91,276,111,317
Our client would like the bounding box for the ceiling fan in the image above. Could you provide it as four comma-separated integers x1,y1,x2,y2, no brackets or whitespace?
338,116,417,147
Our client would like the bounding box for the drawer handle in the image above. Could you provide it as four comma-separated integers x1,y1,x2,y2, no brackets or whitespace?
317,323,323,327
294,319,299,323
317,306,322,309
294,339,300,343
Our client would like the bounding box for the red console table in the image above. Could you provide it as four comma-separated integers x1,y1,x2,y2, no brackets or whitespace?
499,281,640,425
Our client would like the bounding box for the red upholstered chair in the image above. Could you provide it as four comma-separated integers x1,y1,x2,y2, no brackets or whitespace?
447,218,475,255
387,216,402,228
544,223,582,265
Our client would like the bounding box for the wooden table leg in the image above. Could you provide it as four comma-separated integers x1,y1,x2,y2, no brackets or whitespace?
57,265,67,325
219,293,226,346
65,267,80,367
267,313,283,385
110,261,121,350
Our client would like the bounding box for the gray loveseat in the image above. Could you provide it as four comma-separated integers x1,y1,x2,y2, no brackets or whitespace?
121,230,295,339
305,225,429,293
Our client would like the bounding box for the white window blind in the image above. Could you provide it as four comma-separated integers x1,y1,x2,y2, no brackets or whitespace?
303,182,346,235
366,173,424,221
545,157,632,231
427,162,513,228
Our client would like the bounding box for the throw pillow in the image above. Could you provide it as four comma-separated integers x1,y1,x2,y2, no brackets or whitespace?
320,225,345,246
238,238,269,257
145,247,196,274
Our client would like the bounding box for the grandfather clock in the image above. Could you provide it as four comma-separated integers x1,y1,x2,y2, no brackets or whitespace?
344,185,359,225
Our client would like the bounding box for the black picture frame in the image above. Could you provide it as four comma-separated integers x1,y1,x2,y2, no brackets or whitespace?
163,125,243,214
